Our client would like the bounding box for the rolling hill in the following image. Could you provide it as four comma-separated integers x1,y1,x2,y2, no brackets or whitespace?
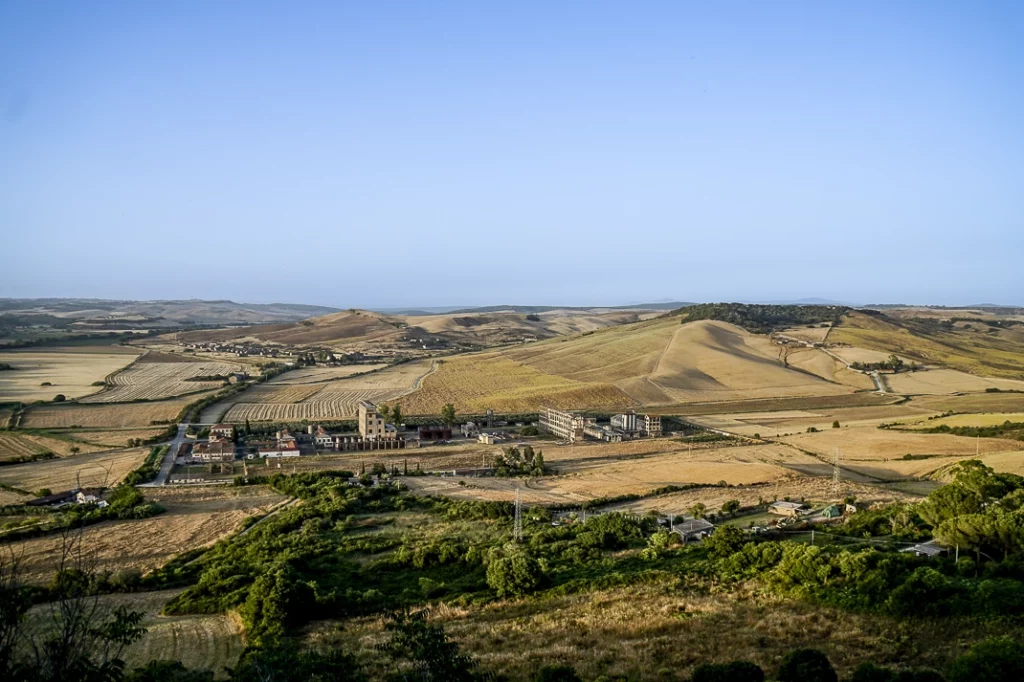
398,317,857,414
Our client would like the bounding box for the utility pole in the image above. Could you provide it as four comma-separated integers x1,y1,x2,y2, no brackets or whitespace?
832,448,841,496
513,487,523,542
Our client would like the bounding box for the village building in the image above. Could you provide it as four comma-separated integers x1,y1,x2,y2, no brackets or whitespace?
769,501,809,517
674,518,715,542
191,439,236,463
358,401,398,440
210,424,235,440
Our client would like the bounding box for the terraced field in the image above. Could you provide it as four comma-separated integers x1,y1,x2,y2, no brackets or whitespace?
80,358,241,403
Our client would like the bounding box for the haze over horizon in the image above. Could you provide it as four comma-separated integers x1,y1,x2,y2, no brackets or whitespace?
2,2,1022,307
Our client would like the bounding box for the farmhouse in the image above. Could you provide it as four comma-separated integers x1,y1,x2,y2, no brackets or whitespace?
539,407,587,442
210,424,235,440
901,539,948,558
769,501,809,517
674,518,714,542
191,438,235,463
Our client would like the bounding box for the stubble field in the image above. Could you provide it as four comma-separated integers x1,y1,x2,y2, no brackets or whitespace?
0,346,142,402
6,485,287,583
80,357,242,403
0,447,149,492
20,393,213,428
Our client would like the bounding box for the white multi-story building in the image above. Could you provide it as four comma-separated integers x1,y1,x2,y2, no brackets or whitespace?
539,407,587,442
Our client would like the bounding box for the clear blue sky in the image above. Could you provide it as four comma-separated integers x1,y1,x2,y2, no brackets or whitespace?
2,1,1022,308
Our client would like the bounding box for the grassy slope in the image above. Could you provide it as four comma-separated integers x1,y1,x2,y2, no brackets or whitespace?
831,311,1024,379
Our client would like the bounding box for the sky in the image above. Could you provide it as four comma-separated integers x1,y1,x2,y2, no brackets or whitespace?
1,1,1022,308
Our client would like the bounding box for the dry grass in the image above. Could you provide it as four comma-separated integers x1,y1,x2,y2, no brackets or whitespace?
20,394,210,428
685,403,940,438
886,368,1024,395
0,433,51,461
12,433,107,457
0,447,149,492
26,590,243,677
315,579,1009,681
6,485,287,584
80,359,241,403
913,392,1024,413
831,311,1024,379
0,347,142,402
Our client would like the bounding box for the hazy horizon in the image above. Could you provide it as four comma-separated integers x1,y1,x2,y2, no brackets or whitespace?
3,2,1022,307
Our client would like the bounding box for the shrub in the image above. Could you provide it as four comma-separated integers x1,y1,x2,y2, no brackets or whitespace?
776,649,837,682
948,636,1024,682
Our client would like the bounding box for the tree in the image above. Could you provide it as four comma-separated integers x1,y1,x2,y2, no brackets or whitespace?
390,405,403,428
702,525,747,559
1,531,147,682
53,394,66,402
486,547,544,598
378,609,485,682
377,404,391,422
691,661,765,682
721,499,741,516
441,403,457,428
948,636,1024,682
69,446,80,455
832,420,840,429
776,649,837,682
689,503,707,520
888,354,904,371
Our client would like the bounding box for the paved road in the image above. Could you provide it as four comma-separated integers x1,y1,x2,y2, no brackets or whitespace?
141,423,188,487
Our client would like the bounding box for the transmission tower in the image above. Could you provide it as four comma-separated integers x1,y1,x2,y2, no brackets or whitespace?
832,447,841,495
513,487,523,542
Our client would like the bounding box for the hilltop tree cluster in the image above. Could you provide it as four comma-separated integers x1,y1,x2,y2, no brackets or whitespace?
676,303,848,333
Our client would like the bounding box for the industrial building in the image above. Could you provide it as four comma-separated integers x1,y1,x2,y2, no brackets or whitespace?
539,407,587,442
610,412,662,438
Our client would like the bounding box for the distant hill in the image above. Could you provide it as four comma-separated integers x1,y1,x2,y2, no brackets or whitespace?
442,302,693,315
0,298,339,328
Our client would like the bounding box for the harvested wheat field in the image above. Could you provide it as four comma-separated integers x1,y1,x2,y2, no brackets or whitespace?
0,346,142,402
779,425,1023,481
885,368,1024,395
20,394,211,428
0,432,106,460
686,403,939,438
266,363,388,384
7,485,287,583
65,427,168,447
80,357,241,403
913,392,1024,413
909,412,1024,428
0,447,149,492
221,359,442,422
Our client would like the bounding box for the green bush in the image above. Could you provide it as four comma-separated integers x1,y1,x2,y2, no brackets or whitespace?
776,649,837,682
486,549,544,598
948,636,1024,682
